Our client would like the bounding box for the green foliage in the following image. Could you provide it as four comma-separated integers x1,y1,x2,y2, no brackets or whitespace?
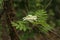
11,21,31,31
11,9,54,33
0,0,60,40
30,9,54,33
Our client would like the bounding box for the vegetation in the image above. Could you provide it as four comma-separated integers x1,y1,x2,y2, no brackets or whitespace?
0,0,60,40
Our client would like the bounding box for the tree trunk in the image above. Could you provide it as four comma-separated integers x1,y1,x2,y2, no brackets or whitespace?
3,0,20,40
1,13,11,40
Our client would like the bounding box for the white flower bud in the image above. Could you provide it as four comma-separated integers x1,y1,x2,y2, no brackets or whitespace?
23,15,37,22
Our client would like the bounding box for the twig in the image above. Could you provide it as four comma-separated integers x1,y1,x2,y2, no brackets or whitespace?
45,0,52,9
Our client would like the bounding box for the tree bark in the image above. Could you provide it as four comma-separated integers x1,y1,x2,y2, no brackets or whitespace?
3,0,20,40
1,13,11,40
